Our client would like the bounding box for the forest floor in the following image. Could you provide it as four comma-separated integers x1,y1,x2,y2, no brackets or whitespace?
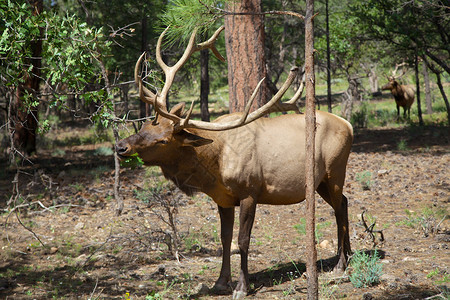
0,123,449,299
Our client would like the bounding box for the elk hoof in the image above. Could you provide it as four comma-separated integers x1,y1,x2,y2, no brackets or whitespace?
333,260,347,273
232,290,247,299
211,282,231,295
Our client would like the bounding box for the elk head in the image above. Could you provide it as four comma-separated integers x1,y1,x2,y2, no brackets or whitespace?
382,62,406,91
116,26,303,164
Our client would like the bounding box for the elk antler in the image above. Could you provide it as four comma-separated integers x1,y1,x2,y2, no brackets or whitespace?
136,26,300,132
136,26,225,125
391,62,407,80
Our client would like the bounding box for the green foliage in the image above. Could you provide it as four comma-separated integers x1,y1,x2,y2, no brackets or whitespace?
120,153,144,169
396,207,448,237
349,249,383,288
160,0,224,46
355,171,372,191
351,102,369,128
293,218,306,235
0,1,117,131
93,146,114,156
397,139,409,151
294,218,332,243
351,0,448,74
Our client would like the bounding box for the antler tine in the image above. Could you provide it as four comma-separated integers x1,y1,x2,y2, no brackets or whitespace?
392,62,407,79
244,66,298,122
135,52,157,104
286,66,306,104
134,51,183,124
176,67,299,131
238,77,266,124
146,26,199,123
155,27,195,110
195,26,226,62
150,26,227,128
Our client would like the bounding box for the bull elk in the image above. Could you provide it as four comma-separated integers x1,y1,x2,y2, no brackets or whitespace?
116,26,353,298
382,63,415,119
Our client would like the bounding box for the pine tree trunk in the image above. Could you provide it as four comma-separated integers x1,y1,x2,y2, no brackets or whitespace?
325,0,332,113
305,0,318,298
140,17,150,118
224,0,267,113
422,61,433,114
435,73,450,125
200,47,210,121
414,54,424,125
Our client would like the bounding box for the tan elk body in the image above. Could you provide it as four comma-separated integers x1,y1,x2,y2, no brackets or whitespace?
116,27,353,298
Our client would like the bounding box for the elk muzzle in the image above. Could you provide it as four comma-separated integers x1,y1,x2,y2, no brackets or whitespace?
115,140,133,158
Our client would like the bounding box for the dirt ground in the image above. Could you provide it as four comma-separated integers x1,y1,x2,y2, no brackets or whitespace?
0,124,449,299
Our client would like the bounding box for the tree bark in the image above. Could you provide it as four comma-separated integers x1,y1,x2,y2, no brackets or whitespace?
200,47,210,121
122,83,130,116
10,0,43,155
422,56,449,125
325,0,332,113
414,53,424,125
305,0,318,299
422,61,432,114
224,0,267,113
140,17,150,119
435,72,450,125
368,65,379,95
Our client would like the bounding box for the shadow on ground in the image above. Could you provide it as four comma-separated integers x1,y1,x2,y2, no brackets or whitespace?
352,125,449,153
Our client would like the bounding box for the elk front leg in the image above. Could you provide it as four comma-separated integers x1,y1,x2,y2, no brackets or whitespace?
213,205,235,294
233,196,257,299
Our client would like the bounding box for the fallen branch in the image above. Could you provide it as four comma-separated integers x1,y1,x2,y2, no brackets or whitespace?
361,210,384,247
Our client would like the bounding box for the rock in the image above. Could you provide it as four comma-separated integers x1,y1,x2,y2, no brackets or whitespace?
158,264,166,274
377,169,390,176
193,283,209,295
75,254,88,265
319,239,331,249
387,282,398,290
362,292,374,300
74,222,85,230
402,256,418,261
380,273,396,283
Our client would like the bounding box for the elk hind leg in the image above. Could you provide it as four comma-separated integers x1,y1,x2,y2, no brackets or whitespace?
213,206,235,294
317,180,351,272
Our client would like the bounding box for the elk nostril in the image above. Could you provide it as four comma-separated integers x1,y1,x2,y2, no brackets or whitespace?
115,144,128,155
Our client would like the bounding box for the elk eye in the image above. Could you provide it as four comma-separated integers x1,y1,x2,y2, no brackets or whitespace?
157,140,168,145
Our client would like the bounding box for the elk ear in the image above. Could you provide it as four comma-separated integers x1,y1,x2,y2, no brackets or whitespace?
169,102,186,117
177,130,213,147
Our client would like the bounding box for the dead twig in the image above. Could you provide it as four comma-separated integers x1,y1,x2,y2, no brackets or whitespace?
361,210,384,247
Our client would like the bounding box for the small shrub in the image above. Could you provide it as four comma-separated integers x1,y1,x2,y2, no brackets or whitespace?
397,139,409,151
349,249,383,288
293,218,331,243
351,102,369,128
120,153,144,169
396,207,448,237
293,218,306,235
355,171,372,190
93,146,114,156
51,148,66,157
